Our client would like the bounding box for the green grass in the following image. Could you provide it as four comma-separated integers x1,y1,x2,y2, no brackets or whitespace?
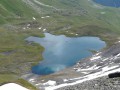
0,73,38,90
15,79,38,90
0,0,40,24
37,0,120,33
0,0,120,89
0,73,18,85
0,28,44,90
0,28,44,72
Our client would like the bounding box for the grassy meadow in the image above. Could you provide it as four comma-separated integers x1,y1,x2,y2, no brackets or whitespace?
0,0,120,89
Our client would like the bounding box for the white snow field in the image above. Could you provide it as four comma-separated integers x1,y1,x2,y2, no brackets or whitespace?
0,83,29,90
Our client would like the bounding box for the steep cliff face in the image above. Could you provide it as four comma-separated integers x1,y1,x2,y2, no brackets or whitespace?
22,41,120,90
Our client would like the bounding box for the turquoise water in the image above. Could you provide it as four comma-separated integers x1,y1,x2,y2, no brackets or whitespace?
26,33,106,75
93,0,120,7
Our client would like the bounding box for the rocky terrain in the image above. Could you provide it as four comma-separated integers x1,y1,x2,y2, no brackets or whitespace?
0,0,120,90
22,41,120,90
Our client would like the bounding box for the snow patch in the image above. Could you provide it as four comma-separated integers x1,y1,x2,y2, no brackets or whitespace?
33,17,36,20
77,65,100,72
29,78,34,82
44,65,120,90
43,29,46,32
43,80,56,86
81,72,89,74
102,58,109,61
46,16,50,18
38,27,42,30
90,56,101,61
41,17,45,19
63,79,68,82
0,83,29,90
100,12,106,14
102,65,119,72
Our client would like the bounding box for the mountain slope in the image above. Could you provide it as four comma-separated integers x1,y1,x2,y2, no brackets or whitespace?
0,0,120,34
0,0,39,24
0,0,120,90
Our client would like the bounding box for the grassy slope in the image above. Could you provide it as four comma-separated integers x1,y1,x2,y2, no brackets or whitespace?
0,27,44,89
32,0,120,45
0,0,120,89
27,0,120,36
0,0,40,24
0,1,43,89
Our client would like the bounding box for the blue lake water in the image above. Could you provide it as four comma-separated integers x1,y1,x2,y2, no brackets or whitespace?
26,33,106,75
93,0,120,7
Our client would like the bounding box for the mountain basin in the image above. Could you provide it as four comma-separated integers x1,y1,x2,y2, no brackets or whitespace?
26,33,106,75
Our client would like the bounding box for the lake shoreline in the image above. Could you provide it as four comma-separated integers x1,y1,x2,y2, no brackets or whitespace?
26,33,106,75
22,41,120,90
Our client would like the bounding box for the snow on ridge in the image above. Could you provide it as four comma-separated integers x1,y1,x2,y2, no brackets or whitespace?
95,52,101,56
90,56,101,61
76,65,100,72
90,52,102,61
81,72,89,74
44,65,120,90
102,65,119,72
0,83,29,90
114,53,120,59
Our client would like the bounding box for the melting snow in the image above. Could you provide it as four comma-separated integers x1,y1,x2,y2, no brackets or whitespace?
43,80,56,86
29,79,34,82
102,58,109,61
116,53,120,57
23,27,26,30
46,16,50,18
100,12,106,14
81,72,89,74
102,65,119,72
43,29,46,32
27,24,30,26
0,83,29,90
41,17,45,19
33,17,36,20
114,53,120,59
44,65,120,90
63,79,68,82
38,27,42,30
35,83,41,86
95,52,101,56
90,56,101,61
41,16,50,19
77,65,100,72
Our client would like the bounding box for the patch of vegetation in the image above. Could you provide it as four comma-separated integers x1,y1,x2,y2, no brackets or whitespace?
0,28,44,89
0,0,40,24
0,73,18,85
16,79,38,90
0,0,120,89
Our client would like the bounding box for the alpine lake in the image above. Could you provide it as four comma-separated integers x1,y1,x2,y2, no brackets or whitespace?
26,33,106,75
